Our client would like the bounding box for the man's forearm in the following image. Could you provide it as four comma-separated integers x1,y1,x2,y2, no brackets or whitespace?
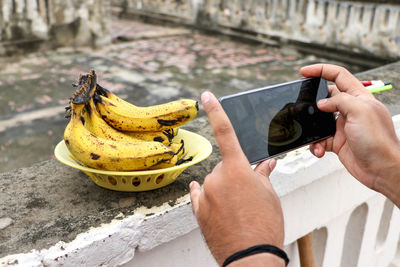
374,172,400,208
373,146,400,208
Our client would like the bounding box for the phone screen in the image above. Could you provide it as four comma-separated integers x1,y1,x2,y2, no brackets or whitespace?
219,77,336,164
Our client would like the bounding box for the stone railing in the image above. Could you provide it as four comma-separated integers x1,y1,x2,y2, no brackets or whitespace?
0,0,111,55
1,61,400,266
120,0,400,65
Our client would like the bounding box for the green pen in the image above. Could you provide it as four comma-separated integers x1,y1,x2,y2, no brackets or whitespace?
367,84,393,94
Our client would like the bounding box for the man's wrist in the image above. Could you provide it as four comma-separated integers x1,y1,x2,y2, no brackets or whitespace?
373,141,400,207
227,253,286,267
221,244,288,267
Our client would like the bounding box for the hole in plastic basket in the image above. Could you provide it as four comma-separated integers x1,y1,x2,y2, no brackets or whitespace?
132,177,141,187
122,178,127,184
156,174,164,184
147,177,151,183
108,176,117,186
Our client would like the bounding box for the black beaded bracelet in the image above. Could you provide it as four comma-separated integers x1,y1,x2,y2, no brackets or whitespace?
222,244,289,267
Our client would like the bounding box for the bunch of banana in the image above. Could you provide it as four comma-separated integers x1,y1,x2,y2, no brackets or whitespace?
63,70,198,171
94,84,198,131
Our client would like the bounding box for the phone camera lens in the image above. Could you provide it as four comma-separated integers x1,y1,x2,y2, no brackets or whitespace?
308,106,315,115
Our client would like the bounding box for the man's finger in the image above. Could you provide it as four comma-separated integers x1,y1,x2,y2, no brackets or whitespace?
301,64,372,97
317,92,364,117
254,158,276,178
310,142,326,158
189,181,201,214
201,91,246,162
328,84,340,96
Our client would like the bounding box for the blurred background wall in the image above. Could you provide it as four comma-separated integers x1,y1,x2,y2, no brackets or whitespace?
116,0,400,67
1,0,399,66
0,0,111,56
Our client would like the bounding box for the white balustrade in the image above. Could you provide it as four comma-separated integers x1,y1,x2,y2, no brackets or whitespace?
125,0,400,59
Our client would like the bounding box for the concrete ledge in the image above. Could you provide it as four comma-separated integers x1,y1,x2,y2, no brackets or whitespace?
0,115,217,259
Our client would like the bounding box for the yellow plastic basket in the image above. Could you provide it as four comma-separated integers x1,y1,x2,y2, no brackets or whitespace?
54,129,212,192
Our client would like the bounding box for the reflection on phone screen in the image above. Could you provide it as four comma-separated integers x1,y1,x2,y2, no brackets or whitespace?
220,78,336,164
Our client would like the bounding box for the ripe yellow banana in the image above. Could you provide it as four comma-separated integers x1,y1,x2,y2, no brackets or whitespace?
96,84,136,108
95,85,181,136
64,103,176,171
94,88,199,131
83,98,177,145
123,128,179,145
149,141,185,169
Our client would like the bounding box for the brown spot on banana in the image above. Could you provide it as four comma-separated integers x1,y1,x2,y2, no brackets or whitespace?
153,137,165,143
157,119,178,126
106,101,116,107
97,163,105,169
90,153,100,160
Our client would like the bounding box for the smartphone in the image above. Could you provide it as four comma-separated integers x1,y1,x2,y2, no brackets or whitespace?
219,77,336,164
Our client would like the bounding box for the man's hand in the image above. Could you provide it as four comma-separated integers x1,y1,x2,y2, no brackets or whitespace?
190,92,285,266
302,64,400,206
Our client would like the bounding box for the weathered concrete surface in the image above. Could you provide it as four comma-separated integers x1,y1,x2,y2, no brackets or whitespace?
0,116,217,258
